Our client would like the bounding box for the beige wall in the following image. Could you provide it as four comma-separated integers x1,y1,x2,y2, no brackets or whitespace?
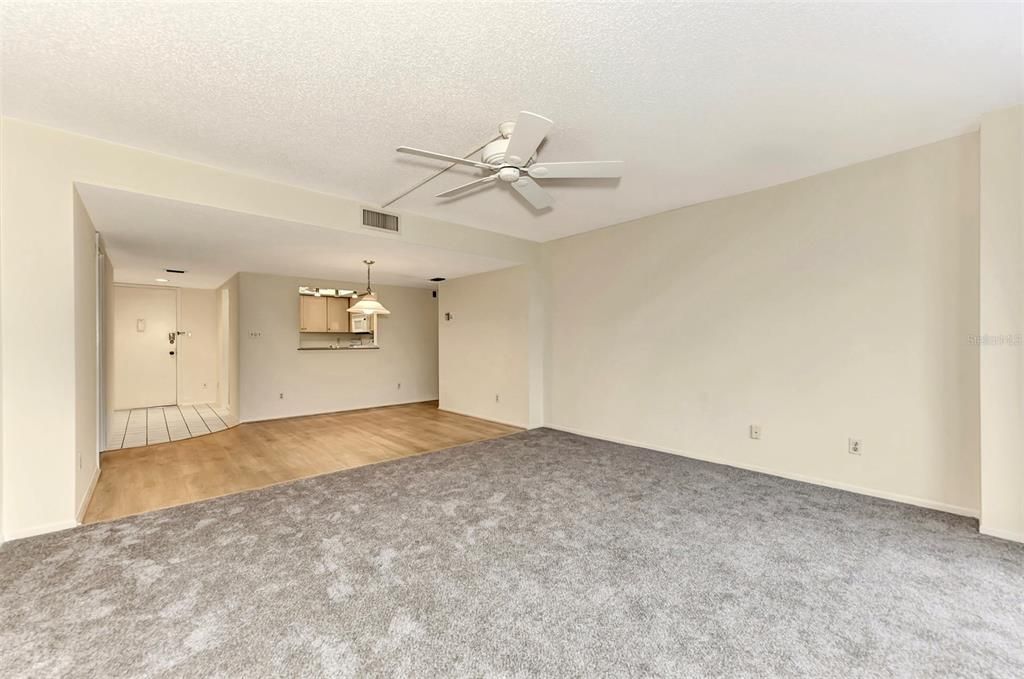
73,189,100,521
0,120,4,540
979,105,1024,542
545,134,982,516
0,118,535,540
237,272,438,422
2,124,76,537
438,266,536,428
177,288,219,406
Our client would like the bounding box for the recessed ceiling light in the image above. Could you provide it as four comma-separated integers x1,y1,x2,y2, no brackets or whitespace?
155,278,169,283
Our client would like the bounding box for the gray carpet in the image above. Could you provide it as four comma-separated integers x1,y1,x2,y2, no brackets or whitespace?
1,429,1022,678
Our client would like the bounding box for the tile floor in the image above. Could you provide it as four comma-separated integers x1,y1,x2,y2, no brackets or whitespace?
106,404,235,451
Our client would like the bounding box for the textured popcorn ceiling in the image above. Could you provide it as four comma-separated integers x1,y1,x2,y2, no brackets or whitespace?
2,2,1021,242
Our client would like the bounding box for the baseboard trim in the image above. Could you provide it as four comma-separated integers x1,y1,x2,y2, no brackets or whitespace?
546,424,980,519
437,407,526,430
5,519,79,542
979,525,1024,544
77,466,102,524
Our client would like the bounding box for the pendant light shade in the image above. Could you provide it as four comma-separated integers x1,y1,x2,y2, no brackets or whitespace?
350,260,391,315
349,292,390,315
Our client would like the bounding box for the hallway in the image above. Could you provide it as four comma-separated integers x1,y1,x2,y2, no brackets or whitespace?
105,404,234,450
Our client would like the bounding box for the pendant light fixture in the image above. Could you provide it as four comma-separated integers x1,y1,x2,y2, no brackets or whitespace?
349,260,391,316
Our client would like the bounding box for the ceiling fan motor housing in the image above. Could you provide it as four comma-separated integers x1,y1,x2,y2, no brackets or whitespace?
395,111,623,211
481,137,514,166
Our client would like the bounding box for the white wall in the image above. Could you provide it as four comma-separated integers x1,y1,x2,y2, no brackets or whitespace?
979,105,1024,542
237,272,438,422
438,266,535,428
73,189,99,521
177,288,219,405
0,117,536,539
545,134,982,516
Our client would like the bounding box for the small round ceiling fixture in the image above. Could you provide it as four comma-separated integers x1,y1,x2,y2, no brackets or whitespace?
498,167,521,183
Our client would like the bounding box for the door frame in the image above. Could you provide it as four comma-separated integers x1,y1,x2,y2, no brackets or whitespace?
218,288,230,409
96,236,107,459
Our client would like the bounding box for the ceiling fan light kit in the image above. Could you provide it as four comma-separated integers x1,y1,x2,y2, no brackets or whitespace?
396,111,623,211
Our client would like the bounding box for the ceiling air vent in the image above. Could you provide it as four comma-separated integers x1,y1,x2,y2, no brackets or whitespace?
362,209,400,233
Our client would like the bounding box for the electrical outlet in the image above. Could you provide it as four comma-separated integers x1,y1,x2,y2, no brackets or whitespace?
397,382,401,390
279,393,284,400
749,424,761,440
848,437,862,455
495,393,500,403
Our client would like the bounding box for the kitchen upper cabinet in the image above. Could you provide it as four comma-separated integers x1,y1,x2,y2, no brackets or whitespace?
299,292,377,335
299,295,328,332
326,297,348,332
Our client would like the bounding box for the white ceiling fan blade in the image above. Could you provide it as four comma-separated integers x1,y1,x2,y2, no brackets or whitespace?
436,174,498,198
527,161,624,179
503,111,553,166
510,176,554,210
396,146,494,170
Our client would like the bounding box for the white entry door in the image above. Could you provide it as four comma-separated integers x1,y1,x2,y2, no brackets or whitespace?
113,286,178,409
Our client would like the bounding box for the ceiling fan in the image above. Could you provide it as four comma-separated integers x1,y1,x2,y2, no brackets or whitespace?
396,111,623,211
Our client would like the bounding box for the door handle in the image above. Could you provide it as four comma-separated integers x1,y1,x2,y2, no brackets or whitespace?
169,351,175,356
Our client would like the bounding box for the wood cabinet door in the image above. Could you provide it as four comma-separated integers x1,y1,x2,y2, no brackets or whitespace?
299,295,328,332
326,297,348,332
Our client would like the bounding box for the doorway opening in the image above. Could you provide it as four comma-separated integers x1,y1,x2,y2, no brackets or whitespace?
104,283,232,450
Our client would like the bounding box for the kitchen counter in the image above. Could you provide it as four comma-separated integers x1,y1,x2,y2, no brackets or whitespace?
297,345,379,351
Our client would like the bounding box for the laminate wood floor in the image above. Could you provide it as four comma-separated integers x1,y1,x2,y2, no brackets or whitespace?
83,402,520,524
